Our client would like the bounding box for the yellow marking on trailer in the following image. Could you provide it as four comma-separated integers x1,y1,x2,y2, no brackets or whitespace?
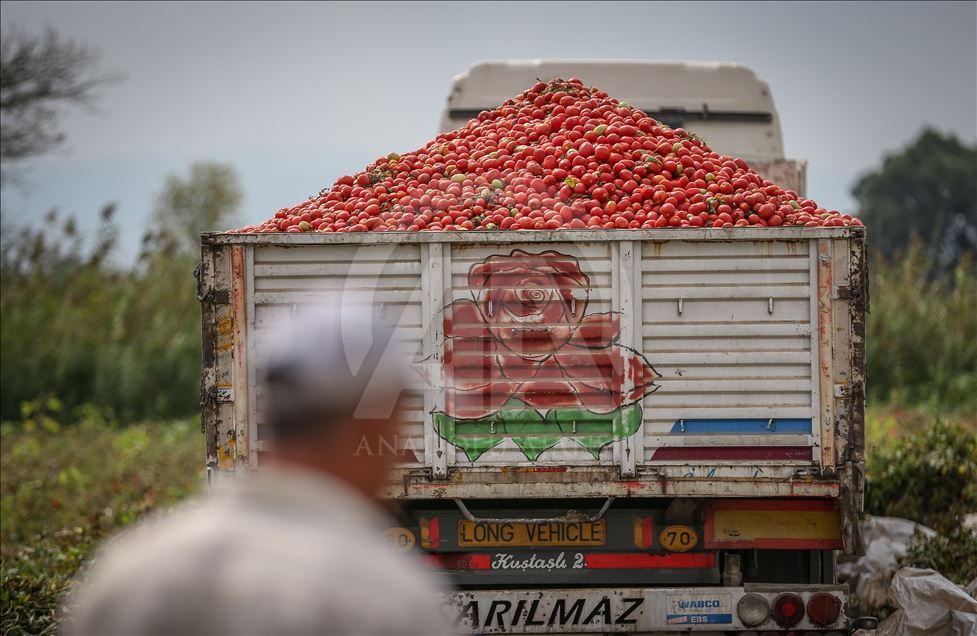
217,316,234,352
659,525,698,552
633,516,653,549
218,437,236,469
712,510,841,543
217,317,233,335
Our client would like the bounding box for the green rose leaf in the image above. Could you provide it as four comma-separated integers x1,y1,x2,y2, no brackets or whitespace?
435,400,644,462
434,412,505,462
550,404,643,459
499,399,560,462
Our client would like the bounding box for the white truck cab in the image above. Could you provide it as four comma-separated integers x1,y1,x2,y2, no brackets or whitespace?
440,59,805,194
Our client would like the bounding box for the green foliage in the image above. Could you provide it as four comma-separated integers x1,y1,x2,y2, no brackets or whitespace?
0,404,201,635
867,243,977,415
863,403,932,450
905,525,977,587
0,207,202,422
865,417,977,534
854,129,977,272
861,409,977,590
0,529,92,636
152,161,242,254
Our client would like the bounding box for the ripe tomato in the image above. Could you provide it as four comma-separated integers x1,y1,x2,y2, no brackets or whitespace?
242,79,852,234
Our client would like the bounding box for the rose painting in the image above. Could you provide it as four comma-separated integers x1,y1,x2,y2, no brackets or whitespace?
436,249,659,461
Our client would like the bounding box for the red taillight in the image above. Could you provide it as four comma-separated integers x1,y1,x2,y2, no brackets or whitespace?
807,592,842,626
772,592,805,626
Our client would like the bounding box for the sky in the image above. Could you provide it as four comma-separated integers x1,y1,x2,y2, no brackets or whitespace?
2,1,976,263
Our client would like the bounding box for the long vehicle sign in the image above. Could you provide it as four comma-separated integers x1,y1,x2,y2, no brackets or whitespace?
458,520,606,547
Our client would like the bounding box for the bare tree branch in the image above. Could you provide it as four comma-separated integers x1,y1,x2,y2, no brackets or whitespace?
0,26,125,181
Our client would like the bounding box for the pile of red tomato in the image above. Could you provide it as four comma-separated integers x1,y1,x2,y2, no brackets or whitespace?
235,79,862,233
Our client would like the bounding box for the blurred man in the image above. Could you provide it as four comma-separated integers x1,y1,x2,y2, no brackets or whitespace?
65,303,452,635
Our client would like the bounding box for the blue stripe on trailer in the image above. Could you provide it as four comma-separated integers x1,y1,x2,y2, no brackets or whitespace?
668,419,812,434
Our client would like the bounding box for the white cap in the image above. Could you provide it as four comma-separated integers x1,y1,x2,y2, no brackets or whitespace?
259,300,407,438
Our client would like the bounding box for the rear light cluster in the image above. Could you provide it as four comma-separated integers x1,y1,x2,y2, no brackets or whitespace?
772,593,805,626
736,594,770,627
807,592,843,626
736,591,842,628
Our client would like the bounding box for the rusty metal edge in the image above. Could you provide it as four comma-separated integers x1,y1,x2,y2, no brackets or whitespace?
848,232,868,466
840,231,868,555
816,240,836,469
384,470,843,500
198,241,220,465
202,226,863,245
230,245,250,472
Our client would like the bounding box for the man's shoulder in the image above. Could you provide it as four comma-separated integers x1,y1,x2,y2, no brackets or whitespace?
79,498,227,575
68,487,453,635
94,494,437,587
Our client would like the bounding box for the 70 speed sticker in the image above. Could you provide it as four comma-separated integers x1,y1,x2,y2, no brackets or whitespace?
665,592,732,625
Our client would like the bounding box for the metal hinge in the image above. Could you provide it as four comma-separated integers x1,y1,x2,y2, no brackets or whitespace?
194,263,230,305
199,381,233,407
833,283,863,302
635,466,663,481
792,466,821,480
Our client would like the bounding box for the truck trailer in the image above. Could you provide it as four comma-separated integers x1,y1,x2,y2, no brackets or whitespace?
199,227,867,633
199,62,868,634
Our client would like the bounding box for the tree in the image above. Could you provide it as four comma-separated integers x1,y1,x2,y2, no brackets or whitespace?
151,162,243,253
0,26,123,184
853,129,976,273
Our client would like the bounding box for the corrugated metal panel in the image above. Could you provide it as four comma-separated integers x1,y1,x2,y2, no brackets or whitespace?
243,237,820,469
203,228,865,503
640,240,814,464
249,243,428,468
443,242,617,467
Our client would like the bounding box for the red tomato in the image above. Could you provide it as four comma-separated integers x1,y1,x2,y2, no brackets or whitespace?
242,79,852,233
